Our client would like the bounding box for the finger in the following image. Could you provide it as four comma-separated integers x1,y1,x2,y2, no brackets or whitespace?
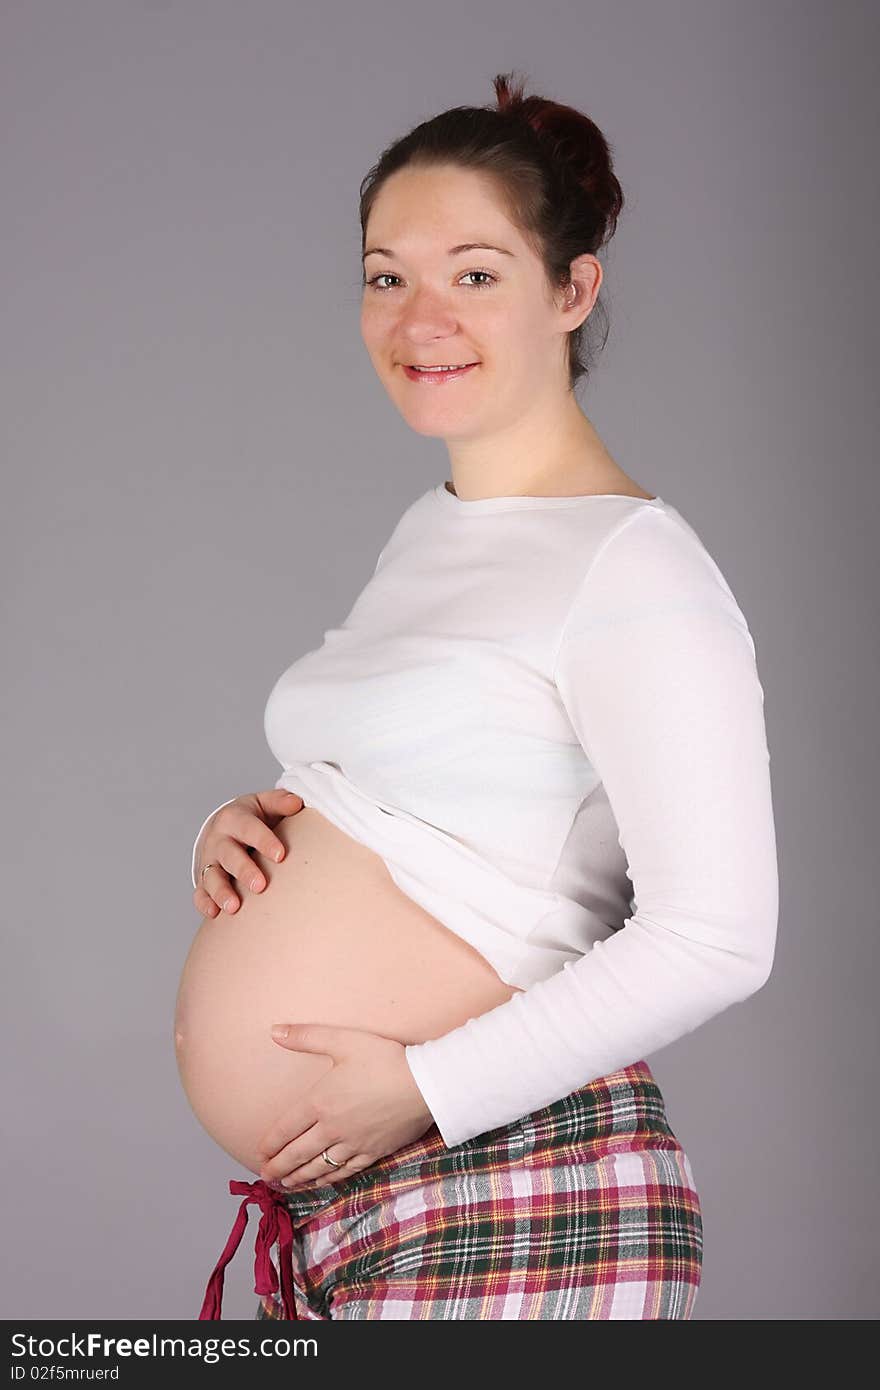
218,805,291,881
246,813,294,874
200,839,262,906
192,887,220,919
266,788,304,813
200,854,247,913
258,795,303,811
277,1146,353,1188
258,788,304,824
217,836,272,902
258,1120,326,1181
281,1151,370,1190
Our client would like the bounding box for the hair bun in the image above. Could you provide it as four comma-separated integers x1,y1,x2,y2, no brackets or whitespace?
492,70,623,244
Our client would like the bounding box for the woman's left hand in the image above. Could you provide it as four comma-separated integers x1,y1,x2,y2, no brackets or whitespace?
256,1022,435,1190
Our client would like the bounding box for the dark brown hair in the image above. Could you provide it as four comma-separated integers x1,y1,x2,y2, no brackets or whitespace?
359,69,625,390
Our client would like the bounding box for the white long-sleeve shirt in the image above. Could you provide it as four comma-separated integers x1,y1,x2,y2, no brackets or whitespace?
190,481,778,1148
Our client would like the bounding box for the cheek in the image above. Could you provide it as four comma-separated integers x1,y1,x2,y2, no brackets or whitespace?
360,302,395,352
517,307,553,358
483,307,537,367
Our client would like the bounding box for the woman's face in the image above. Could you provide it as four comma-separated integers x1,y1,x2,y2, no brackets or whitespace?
360,163,576,442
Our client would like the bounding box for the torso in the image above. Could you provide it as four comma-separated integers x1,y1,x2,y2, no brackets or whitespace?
174,808,523,1175
175,456,652,1176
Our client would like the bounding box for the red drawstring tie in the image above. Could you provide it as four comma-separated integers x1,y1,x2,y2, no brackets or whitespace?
199,1178,300,1320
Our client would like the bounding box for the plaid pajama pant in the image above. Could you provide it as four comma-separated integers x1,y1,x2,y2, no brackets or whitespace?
199,1059,703,1320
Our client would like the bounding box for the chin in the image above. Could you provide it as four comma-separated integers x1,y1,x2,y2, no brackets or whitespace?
398,412,453,438
396,391,489,428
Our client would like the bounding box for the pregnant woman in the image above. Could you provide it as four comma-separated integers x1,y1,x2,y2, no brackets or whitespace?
174,69,778,1321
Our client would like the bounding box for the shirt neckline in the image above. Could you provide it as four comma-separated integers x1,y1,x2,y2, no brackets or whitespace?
433,480,665,514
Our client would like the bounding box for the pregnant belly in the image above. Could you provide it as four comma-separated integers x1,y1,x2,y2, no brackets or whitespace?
174,807,523,1175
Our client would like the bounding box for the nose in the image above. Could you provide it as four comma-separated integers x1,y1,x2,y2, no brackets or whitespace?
397,284,461,341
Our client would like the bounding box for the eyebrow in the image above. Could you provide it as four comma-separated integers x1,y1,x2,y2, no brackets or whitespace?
362,241,515,262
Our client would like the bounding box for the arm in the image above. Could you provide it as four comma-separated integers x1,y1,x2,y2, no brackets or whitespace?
404,507,779,1149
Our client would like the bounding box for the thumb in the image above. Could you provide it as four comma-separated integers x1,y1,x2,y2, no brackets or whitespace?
270,1022,342,1056
260,788,304,817
272,789,304,807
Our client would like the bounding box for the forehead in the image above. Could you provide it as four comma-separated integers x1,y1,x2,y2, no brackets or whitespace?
367,164,521,248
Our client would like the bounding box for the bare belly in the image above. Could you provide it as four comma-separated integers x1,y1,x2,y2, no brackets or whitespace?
174,807,523,1175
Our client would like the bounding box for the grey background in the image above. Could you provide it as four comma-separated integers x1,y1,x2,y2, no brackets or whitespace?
3,0,877,1321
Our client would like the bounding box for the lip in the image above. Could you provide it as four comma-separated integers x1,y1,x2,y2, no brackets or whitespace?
401,362,479,384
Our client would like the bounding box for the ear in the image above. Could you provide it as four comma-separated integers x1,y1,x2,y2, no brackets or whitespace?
562,252,602,329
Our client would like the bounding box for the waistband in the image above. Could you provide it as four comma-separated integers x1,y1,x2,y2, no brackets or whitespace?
198,1059,668,1319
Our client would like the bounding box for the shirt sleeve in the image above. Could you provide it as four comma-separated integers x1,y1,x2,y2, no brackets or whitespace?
404,506,779,1149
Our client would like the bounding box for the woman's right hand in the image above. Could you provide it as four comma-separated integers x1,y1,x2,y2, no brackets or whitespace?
192,789,305,918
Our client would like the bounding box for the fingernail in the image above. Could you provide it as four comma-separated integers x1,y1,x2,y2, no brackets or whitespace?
251,878,262,891
270,1024,289,1040
224,898,236,912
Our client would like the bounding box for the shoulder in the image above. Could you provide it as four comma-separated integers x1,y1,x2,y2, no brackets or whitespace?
601,500,740,596
564,501,754,647
373,486,437,570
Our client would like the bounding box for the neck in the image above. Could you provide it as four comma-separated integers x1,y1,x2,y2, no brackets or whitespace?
445,394,622,502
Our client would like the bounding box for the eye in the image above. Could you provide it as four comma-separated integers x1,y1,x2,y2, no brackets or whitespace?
459,271,496,289
365,269,498,292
